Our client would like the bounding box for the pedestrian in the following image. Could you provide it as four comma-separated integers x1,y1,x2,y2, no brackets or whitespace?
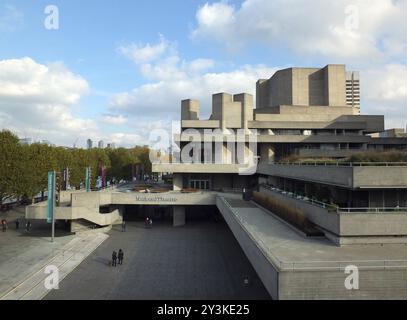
26,221,31,232
122,220,126,232
1,219,7,232
112,251,117,267
15,219,19,230
118,249,124,265
149,218,153,228
145,217,150,228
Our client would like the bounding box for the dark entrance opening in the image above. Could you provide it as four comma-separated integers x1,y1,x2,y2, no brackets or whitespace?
185,205,223,223
123,205,172,222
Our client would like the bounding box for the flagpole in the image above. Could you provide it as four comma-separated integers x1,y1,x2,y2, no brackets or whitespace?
51,170,56,242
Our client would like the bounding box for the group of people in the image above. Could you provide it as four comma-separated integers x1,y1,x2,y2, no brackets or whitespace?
111,249,124,267
1,219,31,232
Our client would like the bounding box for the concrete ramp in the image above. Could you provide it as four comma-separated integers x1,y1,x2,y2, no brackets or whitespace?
0,233,108,300
216,195,407,300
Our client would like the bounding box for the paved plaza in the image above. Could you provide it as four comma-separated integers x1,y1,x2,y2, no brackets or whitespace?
45,220,271,300
0,207,75,298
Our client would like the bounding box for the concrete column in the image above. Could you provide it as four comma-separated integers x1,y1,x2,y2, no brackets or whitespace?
173,174,183,191
173,206,186,227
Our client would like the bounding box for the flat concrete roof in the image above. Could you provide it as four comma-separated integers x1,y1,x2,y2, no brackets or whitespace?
221,197,407,271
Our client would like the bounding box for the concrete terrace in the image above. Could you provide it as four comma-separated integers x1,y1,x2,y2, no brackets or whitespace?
217,196,407,299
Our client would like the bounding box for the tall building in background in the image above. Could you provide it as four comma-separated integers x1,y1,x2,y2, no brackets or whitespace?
346,71,360,111
87,139,93,149
107,142,116,149
256,64,360,112
19,138,32,145
98,140,104,149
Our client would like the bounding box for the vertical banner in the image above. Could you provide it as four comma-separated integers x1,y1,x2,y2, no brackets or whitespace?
101,165,106,189
47,171,55,224
85,167,91,192
63,167,70,191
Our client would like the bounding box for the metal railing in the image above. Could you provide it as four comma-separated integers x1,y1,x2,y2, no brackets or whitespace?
260,184,407,214
275,161,407,167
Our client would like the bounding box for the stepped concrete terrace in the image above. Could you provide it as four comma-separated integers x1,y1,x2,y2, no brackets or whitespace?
216,195,407,300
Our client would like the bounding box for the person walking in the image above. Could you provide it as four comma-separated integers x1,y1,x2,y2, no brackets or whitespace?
15,219,20,230
145,217,150,228
118,249,124,265
122,220,126,232
112,251,117,267
149,218,153,228
26,221,31,232
1,219,7,232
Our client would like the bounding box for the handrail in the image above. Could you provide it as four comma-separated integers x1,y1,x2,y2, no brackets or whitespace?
274,161,407,167
260,184,407,214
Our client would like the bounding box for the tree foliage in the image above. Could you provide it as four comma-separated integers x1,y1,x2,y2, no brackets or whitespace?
0,130,152,204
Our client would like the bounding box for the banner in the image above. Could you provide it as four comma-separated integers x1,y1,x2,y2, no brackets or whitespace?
47,171,55,223
85,167,91,192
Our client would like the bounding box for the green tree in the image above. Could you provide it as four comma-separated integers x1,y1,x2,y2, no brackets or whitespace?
21,143,58,203
0,130,23,205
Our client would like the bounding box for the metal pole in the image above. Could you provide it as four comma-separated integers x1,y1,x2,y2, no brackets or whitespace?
51,170,56,243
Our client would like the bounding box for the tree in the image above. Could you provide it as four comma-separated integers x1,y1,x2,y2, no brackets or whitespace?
0,130,23,205
20,143,58,203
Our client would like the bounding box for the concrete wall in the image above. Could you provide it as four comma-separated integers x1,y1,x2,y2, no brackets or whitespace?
259,186,340,234
258,164,407,189
257,164,353,188
340,213,407,236
354,167,407,188
258,186,407,244
182,99,200,120
111,191,217,206
269,68,293,107
325,65,347,107
216,196,278,299
279,269,407,300
153,163,248,174
25,202,122,226
234,93,254,131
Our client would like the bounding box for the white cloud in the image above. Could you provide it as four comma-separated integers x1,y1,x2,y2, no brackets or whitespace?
117,34,171,64
112,36,277,118
101,114,128,125
0,57,97,145
190,0,407,129
362,64,407,128
191,0,407,62
0,5,23,32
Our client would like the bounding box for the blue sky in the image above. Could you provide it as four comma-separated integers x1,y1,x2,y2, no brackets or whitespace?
1,0,407,147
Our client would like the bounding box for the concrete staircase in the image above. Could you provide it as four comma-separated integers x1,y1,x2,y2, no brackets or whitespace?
0,232,108,300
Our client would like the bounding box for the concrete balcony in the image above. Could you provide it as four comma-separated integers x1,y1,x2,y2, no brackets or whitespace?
256,135,371,143
153,162,253,174
181,120,220,129
248,120,367,130
297,149,357,158
258,186,407,245
257,163,407,189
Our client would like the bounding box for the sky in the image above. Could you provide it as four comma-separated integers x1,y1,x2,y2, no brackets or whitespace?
1,0,407,148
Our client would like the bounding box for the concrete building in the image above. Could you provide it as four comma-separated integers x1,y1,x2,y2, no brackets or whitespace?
98,140,104,149
153,63,407,246
107,142,116,149
86,139,93,149
26,64,407,300
19,138,32,145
